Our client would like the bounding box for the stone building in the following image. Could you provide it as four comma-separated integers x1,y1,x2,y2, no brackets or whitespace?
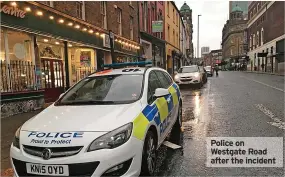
247,1,284,74
221,5,248,69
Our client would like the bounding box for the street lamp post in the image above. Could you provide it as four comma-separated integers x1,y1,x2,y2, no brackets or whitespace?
197,14,202,58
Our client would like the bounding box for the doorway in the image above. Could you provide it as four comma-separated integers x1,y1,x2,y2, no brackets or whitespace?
41,58,65,103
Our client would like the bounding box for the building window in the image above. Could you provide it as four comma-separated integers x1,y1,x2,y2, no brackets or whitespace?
168,25,170,41
173,8,175,23
143,2,147,31
167,2,169,16
261,28,264,45
250,12,253,19
249,36,252,50
173,29,175,44
253,34,256,49
231,48,233,55
256,31,259,47
176,13,178,26
40,1,54,7
100,2,107,29
176,32,178,46
130,16,134,40
257,3,260,11
117,8,122,35
129,1,132,6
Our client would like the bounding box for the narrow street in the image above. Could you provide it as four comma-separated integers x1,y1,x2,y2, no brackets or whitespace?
1,72,284,176
155,71,284,176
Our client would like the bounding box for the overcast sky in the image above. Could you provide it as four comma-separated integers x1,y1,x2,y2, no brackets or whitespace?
175,0,229,57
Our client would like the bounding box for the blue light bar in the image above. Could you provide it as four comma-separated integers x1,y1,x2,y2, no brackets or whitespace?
103,61,152,68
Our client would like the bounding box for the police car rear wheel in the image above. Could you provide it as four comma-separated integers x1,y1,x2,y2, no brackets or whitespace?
141,131,157,176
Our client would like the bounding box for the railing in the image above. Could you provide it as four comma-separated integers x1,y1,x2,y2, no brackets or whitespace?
0,60,36,93
76,67,96,82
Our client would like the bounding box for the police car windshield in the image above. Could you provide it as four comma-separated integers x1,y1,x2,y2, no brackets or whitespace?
56,74,143,105
178,66,198,73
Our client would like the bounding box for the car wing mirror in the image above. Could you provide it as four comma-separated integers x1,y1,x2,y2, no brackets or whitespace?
154,88,170,98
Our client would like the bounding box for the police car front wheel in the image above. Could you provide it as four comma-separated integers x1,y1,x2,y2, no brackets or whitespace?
141,130,157,176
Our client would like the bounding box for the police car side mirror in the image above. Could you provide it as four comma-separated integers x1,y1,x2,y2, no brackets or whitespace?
59,93,64,98
154,88,170,98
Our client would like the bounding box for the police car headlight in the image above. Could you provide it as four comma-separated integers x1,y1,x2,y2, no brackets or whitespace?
87,123,133,152
13,126,21,149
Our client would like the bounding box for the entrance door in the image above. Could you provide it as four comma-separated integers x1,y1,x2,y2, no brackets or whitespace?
41,58,65,103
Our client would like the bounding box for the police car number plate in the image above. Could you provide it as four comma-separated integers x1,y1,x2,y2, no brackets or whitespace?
26,163,69,176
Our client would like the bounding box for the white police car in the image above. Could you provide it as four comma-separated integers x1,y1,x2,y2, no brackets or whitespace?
10,63,182,177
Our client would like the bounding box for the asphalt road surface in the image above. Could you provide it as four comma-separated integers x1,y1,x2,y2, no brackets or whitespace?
155,71,285,176
1,71,284,176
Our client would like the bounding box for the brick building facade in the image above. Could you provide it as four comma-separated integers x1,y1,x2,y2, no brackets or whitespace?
247,1,285,73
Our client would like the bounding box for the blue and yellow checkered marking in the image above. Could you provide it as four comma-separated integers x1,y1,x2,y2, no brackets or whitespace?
132,83,181,140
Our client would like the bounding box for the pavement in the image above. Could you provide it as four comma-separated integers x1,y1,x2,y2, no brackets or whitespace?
1,71,284,176
244,70,285,76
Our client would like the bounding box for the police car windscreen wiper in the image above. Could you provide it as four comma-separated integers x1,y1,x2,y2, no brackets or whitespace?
59,100,116,105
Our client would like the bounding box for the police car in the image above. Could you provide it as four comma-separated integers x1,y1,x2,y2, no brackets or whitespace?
10,62,182,177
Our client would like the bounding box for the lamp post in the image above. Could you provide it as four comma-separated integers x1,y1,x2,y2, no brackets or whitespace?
197,14,202,58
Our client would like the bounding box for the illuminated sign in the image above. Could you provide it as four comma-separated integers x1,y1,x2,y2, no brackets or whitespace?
0,4,26,18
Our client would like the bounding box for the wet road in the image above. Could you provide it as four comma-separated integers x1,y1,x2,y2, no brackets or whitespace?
155,71,284,176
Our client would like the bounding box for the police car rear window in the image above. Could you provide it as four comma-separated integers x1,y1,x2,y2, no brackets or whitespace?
56,74,143,105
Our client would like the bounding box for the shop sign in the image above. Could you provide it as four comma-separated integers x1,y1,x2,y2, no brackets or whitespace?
152,21,163,33
0,4,26,18
103,34,111,48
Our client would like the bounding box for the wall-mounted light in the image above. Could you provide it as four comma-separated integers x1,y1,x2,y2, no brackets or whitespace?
75,25,80,29
95,32,100,36
82,28,87,31
44,39,49,42
88,29,94,33
49,16,54,20
58,19,64,23
36,11,43,16
68,44,72,47
118,40,122,43
25,7,31,12
55,42,60,45
11,2,17,7
68,22,73,26
100,34,105,38
115,39,118,42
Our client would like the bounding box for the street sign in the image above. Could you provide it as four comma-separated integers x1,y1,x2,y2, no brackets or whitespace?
152,21,163,33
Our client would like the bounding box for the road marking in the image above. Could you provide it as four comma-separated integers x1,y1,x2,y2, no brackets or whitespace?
255,104,285,130
241,76,285,93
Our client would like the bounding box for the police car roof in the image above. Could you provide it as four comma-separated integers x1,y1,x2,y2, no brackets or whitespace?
89,67,146,77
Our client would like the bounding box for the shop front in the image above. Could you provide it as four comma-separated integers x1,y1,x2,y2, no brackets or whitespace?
1,1,110,117
140,31,166,68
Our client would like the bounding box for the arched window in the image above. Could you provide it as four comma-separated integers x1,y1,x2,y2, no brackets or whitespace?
261,28,264,45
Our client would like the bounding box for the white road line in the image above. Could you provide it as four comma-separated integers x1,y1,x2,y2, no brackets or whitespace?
255,104,285,130
241,76,285,93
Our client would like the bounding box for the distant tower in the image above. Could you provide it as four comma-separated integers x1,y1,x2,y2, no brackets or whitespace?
180,2,194,58
230,5,244,21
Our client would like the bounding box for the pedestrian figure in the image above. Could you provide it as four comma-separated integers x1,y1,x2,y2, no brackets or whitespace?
261,63,265,71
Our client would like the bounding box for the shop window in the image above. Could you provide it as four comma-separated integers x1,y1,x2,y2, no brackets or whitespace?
117,8,122,35
68,43,96,86
101,1,107,29
1,29,35,93
130,16,134,40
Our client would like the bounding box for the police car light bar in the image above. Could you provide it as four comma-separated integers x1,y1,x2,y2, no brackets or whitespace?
103,61,152,68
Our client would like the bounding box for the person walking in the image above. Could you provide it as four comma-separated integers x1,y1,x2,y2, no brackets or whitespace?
261,63,265,72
